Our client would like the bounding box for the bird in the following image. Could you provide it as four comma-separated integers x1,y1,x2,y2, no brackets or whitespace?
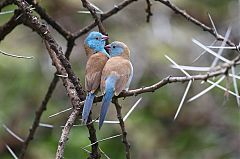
99,41,133,129
82,31,110,124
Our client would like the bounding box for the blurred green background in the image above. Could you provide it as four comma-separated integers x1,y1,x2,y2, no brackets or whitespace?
0,0,239,158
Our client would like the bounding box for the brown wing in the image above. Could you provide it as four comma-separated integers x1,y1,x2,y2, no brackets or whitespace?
100,57,132,95
85,53,108,92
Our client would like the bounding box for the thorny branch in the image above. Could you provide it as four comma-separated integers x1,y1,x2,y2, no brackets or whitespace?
112,99,131,159
1,0,240,158
98,60,240,101
81,0,107,36
55,58,240,117
73,0,139,39
155,0,236,47
25,0,73,39
12,0,85,158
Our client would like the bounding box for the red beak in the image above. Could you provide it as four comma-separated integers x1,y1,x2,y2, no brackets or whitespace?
101,35,108,41
104,44,111,51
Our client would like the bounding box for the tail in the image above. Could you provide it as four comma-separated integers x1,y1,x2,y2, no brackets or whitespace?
82,92,95,124
99,75,117,129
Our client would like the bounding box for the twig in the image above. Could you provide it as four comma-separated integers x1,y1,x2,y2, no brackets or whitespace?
73,0,138,39
25,0,73,39
155,0,236,47
56,109,81,159
13,2,87,159
0,10,22,41
81,0,108,42
86,114,101,159
18,37,75,157
50,60,240,111
112,99,131,159
145,0,153,22
14,0,85,100
43,40,84,159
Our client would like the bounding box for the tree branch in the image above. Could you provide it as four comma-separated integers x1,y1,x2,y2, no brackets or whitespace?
25,0,73,40
155,0,236,47
85,58,239,105
18,35,76,158
81,0,107,36
73,0,138,39
56,109,81,159
12,1,86,159
0,10,22,41
112,99,131,159
14,0,85,101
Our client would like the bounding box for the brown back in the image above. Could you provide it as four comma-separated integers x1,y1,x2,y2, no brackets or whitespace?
101,56,132,96
85,53,108,93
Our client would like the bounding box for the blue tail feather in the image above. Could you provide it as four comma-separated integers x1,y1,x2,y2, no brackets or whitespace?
99,76,117,129
82,92,95,124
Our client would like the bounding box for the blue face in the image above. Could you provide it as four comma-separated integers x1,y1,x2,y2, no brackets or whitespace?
85,31,107,53
108,43,124,57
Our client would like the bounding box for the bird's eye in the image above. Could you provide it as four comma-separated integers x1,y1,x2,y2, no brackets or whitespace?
113,46,116,49
95,37,99,40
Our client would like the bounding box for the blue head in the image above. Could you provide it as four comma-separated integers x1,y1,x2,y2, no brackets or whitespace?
85,31,108,53
105,41,130,58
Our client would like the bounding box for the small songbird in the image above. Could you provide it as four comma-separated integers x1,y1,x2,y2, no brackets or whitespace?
99,41,133,129
82,31,109,124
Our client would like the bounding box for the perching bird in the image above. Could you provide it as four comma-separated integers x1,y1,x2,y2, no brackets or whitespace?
82,31,109,124
99,41,133,129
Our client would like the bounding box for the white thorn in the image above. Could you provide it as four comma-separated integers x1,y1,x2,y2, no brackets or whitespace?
82,134,122,149
165,55,191,77
39,123,54,128
123,97,142,121
187,76,225,103
5,145,18,159
2,124,24,142
48,107,72,118
211,26,232,68
192,39,231,64
231,66,240,106
174,80,192,120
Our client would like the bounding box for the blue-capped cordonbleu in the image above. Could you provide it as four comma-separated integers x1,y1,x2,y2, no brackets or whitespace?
99,41,133,129
82,31,109,124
